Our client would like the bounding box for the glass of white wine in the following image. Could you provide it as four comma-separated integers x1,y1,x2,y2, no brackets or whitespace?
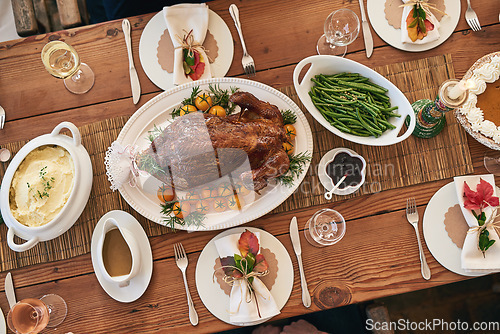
41,40,95,94
316,8,360,57
7,294,67,333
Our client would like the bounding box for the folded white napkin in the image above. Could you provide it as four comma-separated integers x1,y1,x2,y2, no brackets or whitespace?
163,4,212,85
454,175,500,273
214,232,280,324
400,0,440,44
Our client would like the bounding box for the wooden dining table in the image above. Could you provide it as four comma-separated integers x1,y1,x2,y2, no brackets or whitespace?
0,0,499,332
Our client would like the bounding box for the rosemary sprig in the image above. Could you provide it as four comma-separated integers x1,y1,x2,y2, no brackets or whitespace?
147,124,164,142
281,109,297,125
276,151,312,187
208,84,239,115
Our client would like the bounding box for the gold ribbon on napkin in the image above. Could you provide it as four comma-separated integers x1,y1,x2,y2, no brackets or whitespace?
467,210,500,238
399,0,447,16
175,29,213,64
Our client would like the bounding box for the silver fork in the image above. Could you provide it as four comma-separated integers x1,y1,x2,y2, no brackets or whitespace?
174,243,198,326
0,105,5,129
229,4,256,76
465,0,481,31
406,198,431,280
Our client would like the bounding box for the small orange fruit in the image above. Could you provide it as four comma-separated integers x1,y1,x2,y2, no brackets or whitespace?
283,142,294,156
195,93,213,111
157,184,175,203
213,197,228,212
284,124,297,142
217,182,233,197
195,200,211,214
180,104,197,116
208,105,226,117
173,201,190,219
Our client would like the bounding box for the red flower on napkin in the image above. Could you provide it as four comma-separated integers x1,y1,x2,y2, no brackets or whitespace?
463,178,499,256
463,179,499,211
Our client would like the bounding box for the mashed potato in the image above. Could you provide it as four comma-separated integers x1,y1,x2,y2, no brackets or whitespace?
9,145,74,227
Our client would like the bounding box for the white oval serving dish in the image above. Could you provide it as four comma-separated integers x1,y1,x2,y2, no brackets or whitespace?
0,122,93,252
293,55,415,146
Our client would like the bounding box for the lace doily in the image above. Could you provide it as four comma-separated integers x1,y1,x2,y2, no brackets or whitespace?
104,141,139,191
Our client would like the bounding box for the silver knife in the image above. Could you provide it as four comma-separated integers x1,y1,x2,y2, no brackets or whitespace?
358,0,374,58
5,272,16,309
122,19,141,104
289,216,311,308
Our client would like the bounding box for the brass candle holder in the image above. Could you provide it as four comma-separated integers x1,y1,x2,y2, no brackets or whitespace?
410,79,469,138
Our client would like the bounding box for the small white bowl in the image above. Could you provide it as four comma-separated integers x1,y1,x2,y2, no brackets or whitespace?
318,148,366,196
0,122,93,252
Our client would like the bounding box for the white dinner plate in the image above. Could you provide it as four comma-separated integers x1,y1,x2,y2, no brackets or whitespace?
139,10,234,90
423,182,497,277
91,210,153,303
115,77,314,231
366,0,461,52
0,308,5,334
195,227,293,326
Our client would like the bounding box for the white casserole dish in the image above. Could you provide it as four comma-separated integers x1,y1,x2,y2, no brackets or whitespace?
0,122,93,252
293,55,415,146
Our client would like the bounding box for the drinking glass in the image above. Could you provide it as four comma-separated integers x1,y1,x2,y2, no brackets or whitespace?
484,151,500,175
316,8,360,57
7,294,67,333
41,40,95,94
304,208,346,247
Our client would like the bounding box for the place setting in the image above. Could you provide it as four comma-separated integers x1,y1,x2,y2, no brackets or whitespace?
139,3,234,90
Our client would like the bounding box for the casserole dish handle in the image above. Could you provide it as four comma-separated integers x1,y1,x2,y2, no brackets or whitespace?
51,122,81,147
7,228,39,252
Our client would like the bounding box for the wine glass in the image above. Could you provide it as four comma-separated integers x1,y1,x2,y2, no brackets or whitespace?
484,151,500,175
316,8,360,57
41,40,95,94
7,294,67,333
304,208,346,247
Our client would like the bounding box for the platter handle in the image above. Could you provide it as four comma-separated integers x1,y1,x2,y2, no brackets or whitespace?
293,57,316,88
51,122,82,147
7,228,39,252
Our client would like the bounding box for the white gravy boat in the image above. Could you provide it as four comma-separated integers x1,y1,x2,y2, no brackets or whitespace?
96,217,141,287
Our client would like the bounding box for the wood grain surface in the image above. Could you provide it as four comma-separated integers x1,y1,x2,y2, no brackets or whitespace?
0,0,499,333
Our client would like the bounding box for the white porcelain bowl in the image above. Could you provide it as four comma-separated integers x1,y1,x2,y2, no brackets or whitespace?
318,148,366,196
0,122,93,252
293,55,415,146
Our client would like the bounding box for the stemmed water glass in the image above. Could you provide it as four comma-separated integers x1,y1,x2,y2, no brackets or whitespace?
316,8,360,57
7,294,67,333
41,40,95,94
304,208,346,247
484,151,500,175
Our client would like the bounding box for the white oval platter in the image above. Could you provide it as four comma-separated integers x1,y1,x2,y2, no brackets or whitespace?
116,78,313,231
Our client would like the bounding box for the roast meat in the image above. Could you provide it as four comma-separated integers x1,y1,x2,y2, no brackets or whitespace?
140,91,290,192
